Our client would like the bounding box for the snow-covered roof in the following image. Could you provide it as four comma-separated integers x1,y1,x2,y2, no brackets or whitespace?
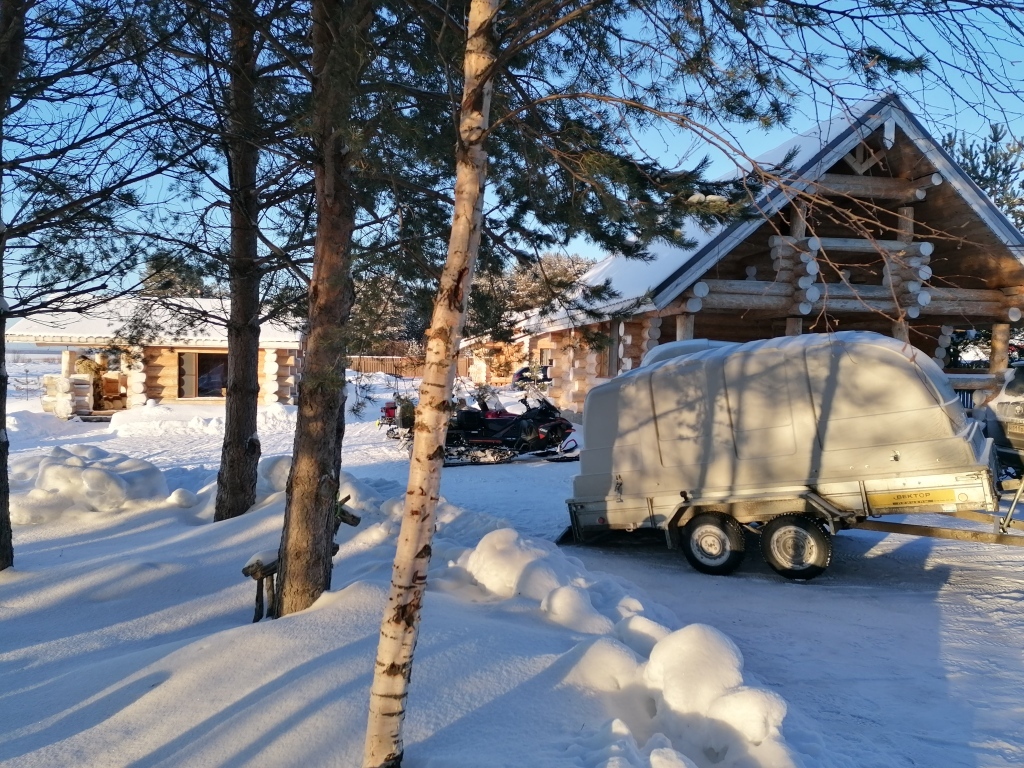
521,94,1024,335
5,297,302,348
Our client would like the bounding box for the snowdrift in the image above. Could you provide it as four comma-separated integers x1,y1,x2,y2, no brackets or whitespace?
108,402,299,437
450,529,795,767
9,444,196,525
2,458,802,768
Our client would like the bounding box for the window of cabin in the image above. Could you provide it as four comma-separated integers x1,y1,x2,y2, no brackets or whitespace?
179,352,229,398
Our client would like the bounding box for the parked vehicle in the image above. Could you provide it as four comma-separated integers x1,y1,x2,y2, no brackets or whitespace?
566,332,1022,580
445,392,573,465
979,368,1024,469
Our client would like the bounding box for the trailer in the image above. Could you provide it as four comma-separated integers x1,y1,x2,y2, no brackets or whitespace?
566,332,1024,580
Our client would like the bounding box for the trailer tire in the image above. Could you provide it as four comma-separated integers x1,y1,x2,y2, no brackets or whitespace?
681,513,746,575
761,515,831,580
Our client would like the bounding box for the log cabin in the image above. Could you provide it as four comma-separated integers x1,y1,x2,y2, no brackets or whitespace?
6,298,302,415
482,95,1024,417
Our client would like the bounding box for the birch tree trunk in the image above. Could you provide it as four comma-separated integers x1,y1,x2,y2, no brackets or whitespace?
0,0,27,572
362,0,498,763
274,0,367,616
214,0,262,522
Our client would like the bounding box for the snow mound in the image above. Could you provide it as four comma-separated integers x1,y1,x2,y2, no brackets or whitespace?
257,402,297,432
350,370,405,388
201,458,398,523
168,488,200,508
645,624,745,715
10,445,183,524
560,628,795,767
108,403,298,437
542,585,616,634
257,454,292,493
345,495,514,568
453,529,795,767
644,625,793,766
454,529,657,629
457,528,564,599
337,470,385,517
432,499,512,551
5,410,81,441
616,614,672,657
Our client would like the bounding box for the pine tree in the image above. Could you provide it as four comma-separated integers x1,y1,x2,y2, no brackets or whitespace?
944,125,1024,231
272,0,460,615
0,0,173,570
468,252,594,341
134,0,314,521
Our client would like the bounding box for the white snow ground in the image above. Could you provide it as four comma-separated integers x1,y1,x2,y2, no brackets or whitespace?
1,367,1022,767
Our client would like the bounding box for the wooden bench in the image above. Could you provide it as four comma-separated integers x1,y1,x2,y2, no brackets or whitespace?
242,495,361,622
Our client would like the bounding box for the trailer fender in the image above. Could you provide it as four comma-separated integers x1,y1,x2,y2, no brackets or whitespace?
665,504,692,550
803,491,859,535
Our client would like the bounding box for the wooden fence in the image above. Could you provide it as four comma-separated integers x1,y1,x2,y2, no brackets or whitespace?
348,355,471,379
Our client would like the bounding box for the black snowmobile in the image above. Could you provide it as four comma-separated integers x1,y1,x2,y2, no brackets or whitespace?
444,393,574,466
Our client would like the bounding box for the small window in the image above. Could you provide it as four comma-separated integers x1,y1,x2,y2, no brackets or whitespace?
179,352,228,398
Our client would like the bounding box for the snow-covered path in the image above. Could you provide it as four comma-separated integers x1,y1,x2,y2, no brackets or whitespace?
4,379,1024,767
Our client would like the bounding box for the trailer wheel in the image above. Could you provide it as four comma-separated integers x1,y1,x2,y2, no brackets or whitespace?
760,515,831,580
681,513,746,575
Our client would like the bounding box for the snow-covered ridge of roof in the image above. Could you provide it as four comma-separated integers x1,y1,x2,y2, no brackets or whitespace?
521,94,1024,334
5,297,302,347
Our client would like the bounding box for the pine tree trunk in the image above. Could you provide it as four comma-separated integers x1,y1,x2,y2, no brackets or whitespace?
363,1,498,764
0,0,27,572
274,0,365,616
214,0,261,522
0,323,10,572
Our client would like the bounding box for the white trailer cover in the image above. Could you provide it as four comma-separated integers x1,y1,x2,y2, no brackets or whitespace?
574,332,989,503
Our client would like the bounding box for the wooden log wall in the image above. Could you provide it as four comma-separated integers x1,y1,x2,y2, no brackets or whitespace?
140,346,301,405
617,319,645,372
546,331,573,412
144,346,180,401
125,348,147,408
541,330,602,418
276,349,300,404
